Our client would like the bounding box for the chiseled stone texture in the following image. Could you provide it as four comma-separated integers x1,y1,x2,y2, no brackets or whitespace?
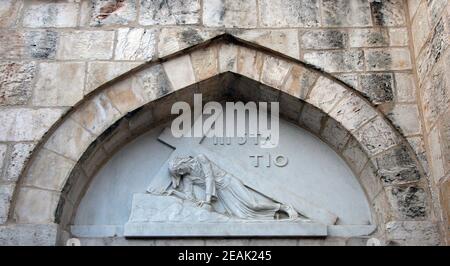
139,0,201,25
307,77,347,113
355,116,401,156
261,56,291,89
203,0,257,28
259,0,320,27
370,0,406,26
86,62,140,94
329,95,377,132
0,183,14,224
386,221,440,246
4,143,34,183
365,48,412,71
115,28,157,60
304,50,364,73
22,3,79,28
300,30,347,49
191,47,219,81
0,0,22,27
0,224,59,246
0,61,36,106
386,186,428,219
90,0,137,26
57,31,115,60
33,62,86,107
322,0,372,27
426,0,448,27
0,30,58,59
359,73,394,105
348,28,389,48
0,108,63,142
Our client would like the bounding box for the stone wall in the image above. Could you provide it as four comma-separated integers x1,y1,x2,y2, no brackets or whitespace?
408,0,450,244
0,0,445,245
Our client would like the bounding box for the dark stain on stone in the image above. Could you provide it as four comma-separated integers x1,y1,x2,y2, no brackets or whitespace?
25,30,58,59
360,73,394,105
391,186,427,219
96,0,125,20
180,28,204,46
370,0,385,26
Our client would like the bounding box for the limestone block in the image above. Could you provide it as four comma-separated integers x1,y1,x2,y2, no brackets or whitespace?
0,61,36,105
14,188,60,224
426,0,448,27
23,3,78,28
0,30,58,59
359,73,394,105
372,144,421,185
408,0,421,18
158,27,222,57
203,0,257,28
412,1,431,57
370,0,406,26
0,224,59,246
0,144,6,174
106,79,145,115
359,164,382,201
429,126,445,182
386,186,428,220
132,64,173,103
342,138,369,175
44,119,96,161
335,74,359,90
0,183,14,224
304,50,364,73
386,221,440,246
299,104,326,134
85,62,140,94
0,108,63,142
236,47,263,81
389,28,409,46
90,0,137,26
329,95,378,132
355,116,401,156
0,0,22,27
407,136,430,176
4,143,34,183
281,64,318,99
190,47,219,81
348,29,389,48
33,62,85,107
365,48,412,71
300,30,347,49
440,112,450,175
63,167,89,205
394,73,416,103
57,31,115,60
163,55,196,90
321,0,372,27
71,93,122,136
23,149,75,191
139,0,200,25
259,0,320,27
321,118,351,152
386,104,422,136
307,77,347,113
279,93,303,122
234,29,300,59
218,43,238,73
115,28,156,60
260,56,292,89
372,192,391,234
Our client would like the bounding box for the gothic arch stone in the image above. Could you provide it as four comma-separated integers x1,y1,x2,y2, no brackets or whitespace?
9,34,432,245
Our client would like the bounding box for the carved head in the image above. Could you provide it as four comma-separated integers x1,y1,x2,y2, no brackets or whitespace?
168,156,194,187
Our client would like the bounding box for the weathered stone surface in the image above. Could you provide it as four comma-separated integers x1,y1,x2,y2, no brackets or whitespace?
4,143,34,183
203,0,257,28
348,29,388,48
218,43,238,72
389,28,409,46
440,111,450,175
395,73,416,102
90,0,137,26
412,2,430,56
259,0,320,27
14,188,60,224
322,0,372,27
261,56,291,89
300,30,347,49
0,30,58,59
304,50,364,73
279,93,303,122
407,136,429,176
57,31,115,60
343,138,369,174
372,144,421,185
299,104,326,134
71,93,122,136
365,48,412,71
0,61,36,105
355,116,401,156
237,47,263,81
139,0,200,25
0,144,6,174
44,119,96,161
359,73,394,104
359,164,382,201
158,27,222,57
234,29,300,59
428,126,445,182
23,3,79,28
0,224,60,246
408,0,421,18
23,149,75,191
386,221,440,246
307,77,347,113
0,0,22,27
426,0,448,27
329,95,377,132
0,183,14,224
163,55,196,90
33,62,85,107
115,28,157,60
0,108,63,142
321,118,350,152
191,47,219,81
335,74,358,89
422,64,449,130
370,0,406,26
386,104,422,136
85,62,140,94
386,186,428,219
281,64,318,99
